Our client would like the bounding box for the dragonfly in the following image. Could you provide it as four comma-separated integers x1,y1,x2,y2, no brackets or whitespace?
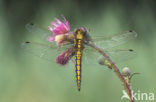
22,22,137,91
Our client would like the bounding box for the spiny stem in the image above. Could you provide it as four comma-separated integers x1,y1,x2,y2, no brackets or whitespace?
90,42,134,102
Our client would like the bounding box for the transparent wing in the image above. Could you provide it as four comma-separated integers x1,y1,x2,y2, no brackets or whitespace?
25,23,137,66
21,41,72,63
105,49,136,63
25,22,51,41
92,30,137,49
82,47,136,66
26,23,137,50
24,23,75,65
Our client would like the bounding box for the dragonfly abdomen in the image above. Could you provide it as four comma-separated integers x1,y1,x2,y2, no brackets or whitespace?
75,49,82,91
74,29,85,91
75,38,84,91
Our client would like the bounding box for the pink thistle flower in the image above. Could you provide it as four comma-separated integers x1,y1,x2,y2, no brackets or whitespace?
48,16,72,46
56,45,75,65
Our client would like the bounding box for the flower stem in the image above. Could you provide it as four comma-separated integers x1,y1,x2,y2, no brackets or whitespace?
89,42,134,102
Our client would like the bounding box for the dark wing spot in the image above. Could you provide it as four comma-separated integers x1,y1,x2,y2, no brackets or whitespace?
25,41,30,43
129,49,134,52
30,22,34,26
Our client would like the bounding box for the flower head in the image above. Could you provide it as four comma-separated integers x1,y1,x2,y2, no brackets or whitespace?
48,17,72,46
56,45,75,65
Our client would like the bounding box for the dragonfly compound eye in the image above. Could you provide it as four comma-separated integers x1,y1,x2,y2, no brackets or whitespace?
74,28,86,35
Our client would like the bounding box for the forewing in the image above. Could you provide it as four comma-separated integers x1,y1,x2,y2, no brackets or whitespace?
93,30,137,49
25,22,51,41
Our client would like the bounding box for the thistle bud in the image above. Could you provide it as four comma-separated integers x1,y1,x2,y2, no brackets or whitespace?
98,56,106,65
98,56,112,69
121,67,131,77
121,67,131,84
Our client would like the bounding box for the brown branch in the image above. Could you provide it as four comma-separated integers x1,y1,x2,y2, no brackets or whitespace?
89,42,134,102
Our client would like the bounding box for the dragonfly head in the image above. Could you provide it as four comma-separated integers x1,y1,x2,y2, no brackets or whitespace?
74,27,92,44
74,27,87,39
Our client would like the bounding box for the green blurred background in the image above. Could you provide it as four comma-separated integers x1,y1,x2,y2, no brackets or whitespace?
0,0,156,102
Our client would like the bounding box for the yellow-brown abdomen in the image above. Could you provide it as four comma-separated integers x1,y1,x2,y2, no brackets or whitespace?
74,29,84,91
75,49,82,91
